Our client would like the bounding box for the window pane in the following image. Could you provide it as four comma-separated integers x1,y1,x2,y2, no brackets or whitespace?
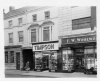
72,25,79,30
78,17,90,24
33,14,37,22
31,29,36,42
10,51,14,63
18,18,22,25
18,31,23,42
43,29,49,41
79,23,90,29
9,20,12,27
45,11,50,19
9,33,13,43
72,19,79,25
72,17,91,30
5,52,8,63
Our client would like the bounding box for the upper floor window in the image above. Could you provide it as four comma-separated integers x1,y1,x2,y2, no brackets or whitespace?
43,27,50,41
10,51,14,63
32,14,37,22
18,31,23,42
72,17,91,30
18,18,23,25
45,11,50,19
31,29,36,42
8,20,12,27
9,33,13,43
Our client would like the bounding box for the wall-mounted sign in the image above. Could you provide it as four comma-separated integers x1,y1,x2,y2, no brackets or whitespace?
62,35,96,44
33,42,59,51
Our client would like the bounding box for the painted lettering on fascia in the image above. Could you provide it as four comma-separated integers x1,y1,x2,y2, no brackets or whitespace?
71,39,75,42
34,44,54,51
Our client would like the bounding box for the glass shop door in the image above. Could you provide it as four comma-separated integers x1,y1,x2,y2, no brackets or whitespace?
74,48,84,72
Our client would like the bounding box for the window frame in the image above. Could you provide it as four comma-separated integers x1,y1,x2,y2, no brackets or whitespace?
45,11,50,19
72,17,91,30
9,33,13,43
18,18,23,25
10,51,14,63
31,28,37,42
8,20,12,27
43,26,50,41
18,31,23,42
32,14,37,22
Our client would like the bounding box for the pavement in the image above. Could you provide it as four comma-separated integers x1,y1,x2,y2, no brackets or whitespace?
5,69,97,78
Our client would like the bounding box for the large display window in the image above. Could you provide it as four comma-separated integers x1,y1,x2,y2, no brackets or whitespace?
62,48,74,72
35,52,43,71
35,51,57,71
84,46,97,73
49,52,57,72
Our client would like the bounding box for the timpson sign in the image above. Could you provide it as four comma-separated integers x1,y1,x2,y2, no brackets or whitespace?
62,35,96,44
32,42,59,51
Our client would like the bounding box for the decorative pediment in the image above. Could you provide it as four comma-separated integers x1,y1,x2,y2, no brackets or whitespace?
41,20,54,27
27,23,40,29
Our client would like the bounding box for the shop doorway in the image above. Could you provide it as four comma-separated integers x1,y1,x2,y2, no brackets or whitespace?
16,52,20,70
74,48,84,72
35,52,57,72
35,53,49,71
42,54,49,70
22,49,35,70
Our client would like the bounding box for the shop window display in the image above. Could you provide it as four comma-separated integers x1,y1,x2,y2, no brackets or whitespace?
62,48,74,72
49,52,57,72
35,52,43,71
35,52,49,71
84,46,97,74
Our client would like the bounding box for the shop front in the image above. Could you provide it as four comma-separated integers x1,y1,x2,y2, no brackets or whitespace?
32,41,59,72
61,34,97,74
5,45,23,70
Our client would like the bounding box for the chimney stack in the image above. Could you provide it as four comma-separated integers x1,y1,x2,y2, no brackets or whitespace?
3,9,5,14
9,6,15,12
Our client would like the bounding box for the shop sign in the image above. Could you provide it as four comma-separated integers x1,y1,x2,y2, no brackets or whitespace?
62,35,96,44
33,42,59,51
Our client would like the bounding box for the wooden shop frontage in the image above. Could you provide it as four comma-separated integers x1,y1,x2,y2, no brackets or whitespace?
60,33,97,74
32,41,59,72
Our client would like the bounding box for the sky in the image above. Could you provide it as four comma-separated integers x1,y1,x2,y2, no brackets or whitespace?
1,0,99,13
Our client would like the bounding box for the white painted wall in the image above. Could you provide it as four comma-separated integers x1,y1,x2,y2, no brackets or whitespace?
4,7,59,48
4,15,27,28
58,7,92,37
5,7,93,47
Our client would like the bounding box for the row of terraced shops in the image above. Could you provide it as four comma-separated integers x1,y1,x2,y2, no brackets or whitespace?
5,32,97,74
